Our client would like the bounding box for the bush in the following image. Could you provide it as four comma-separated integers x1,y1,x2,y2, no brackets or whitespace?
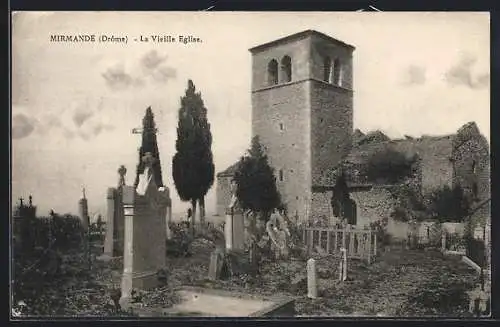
166,222,193,257
427,185,470,223
388,185,427,222
370,218,391,246
364,148,417,184
406,271,474,315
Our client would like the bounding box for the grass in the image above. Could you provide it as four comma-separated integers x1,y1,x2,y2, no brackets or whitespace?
13,237,479,318
165,241,479,317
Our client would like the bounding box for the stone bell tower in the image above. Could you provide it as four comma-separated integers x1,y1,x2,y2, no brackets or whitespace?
249,30,355,221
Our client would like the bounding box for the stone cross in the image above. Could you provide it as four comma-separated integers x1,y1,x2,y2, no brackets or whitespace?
307,258,317,299
118,165,127,187
132,127,159,135
19,197,24,207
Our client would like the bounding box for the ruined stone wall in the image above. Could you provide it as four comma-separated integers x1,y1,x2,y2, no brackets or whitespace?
452,129,490,229
452,137,490,200
310,190,333,222
401,137,454,194
349,186,396,229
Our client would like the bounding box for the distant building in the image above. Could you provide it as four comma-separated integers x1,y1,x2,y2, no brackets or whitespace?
216,30,490,230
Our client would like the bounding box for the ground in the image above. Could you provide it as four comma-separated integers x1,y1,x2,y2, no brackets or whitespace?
13,232,479,318
163,239,479,317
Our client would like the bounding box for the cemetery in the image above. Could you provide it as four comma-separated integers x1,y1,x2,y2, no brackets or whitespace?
11,30,491,318
11,147,487,317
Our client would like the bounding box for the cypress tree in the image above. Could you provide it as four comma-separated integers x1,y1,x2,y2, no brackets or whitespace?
172,80,215,228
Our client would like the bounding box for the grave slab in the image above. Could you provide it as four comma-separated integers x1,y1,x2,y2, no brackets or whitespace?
130,286,295,317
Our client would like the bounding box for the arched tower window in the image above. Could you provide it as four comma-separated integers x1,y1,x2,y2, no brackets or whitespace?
280,56,292,83
279,169,284,182
267,59,279,85
323,56,332,82
333,58,343,86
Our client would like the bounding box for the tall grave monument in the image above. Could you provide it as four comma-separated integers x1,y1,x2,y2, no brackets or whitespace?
120,152,170,308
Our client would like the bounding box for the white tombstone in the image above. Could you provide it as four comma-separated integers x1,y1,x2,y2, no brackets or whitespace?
307,258,317,299
341,248,347,281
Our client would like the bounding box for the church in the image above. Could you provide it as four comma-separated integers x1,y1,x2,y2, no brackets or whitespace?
216,30,490,231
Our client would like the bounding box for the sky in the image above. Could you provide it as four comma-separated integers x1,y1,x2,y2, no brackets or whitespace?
11,12,490,219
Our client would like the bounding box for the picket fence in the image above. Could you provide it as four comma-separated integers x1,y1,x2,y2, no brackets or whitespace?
302,226,378,263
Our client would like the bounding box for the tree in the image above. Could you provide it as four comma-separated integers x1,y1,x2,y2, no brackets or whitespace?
427,185,470,222
172,80,215,229
134,107,164,188
233,136,281,271
233,135,281,220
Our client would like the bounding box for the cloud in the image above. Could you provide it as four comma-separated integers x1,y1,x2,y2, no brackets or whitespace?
73,109,93,127
102,64,144,91
27,98,116,141
12,113,36,139
92,122,115,136
141,50,167,70
401,65,426,86
152,66,177,83
445,54,490,90
63,128,75,139
102,51,177,91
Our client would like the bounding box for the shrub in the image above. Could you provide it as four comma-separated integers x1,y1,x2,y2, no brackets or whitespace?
426,185,470,223
166,222,193,257
406,271,474,315
388,185,427,222
370,218,391,246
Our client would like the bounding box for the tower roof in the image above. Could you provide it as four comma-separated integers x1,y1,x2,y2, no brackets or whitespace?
249,29,356,54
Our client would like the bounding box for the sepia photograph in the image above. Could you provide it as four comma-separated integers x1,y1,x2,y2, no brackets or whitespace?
11,11,491,318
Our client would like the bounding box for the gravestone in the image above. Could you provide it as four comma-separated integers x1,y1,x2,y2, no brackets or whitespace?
103,167,127,257
307,258,317,299
120,153,169,309
339,247,347,281
208,249,225,280
441,232,447,252
224,181,245,252
225,210,245,252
